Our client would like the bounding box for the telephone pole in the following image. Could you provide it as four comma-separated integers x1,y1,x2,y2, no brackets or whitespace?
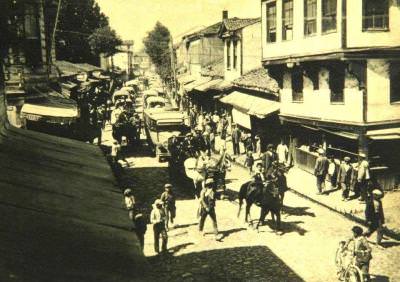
169,35,177,99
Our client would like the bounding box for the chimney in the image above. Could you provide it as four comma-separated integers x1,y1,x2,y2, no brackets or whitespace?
222,10,228,21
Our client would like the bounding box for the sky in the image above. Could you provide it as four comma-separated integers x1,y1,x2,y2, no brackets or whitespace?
96,0,261,51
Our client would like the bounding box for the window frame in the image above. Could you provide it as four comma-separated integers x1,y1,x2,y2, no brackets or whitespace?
304,0,317,37
328,63,346,104
291,67,304,102
390,62,400,104
322,0,337,33
282,0,294,41
233,40,238,70
226,40,231,69
267,1,277,43
362,0,389,31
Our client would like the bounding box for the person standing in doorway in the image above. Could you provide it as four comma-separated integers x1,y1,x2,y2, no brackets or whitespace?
276,139,289,165
150,199,168,254
314,149,329,195
357,153,370,203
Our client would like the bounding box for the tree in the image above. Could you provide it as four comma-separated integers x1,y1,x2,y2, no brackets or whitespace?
143,22,172,83
88,26,122,57
55,0,111,65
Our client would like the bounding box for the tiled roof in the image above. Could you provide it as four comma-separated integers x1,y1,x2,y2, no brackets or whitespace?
233,68,280,95
201,59,224,78
223,17,261,32
185,22,222,40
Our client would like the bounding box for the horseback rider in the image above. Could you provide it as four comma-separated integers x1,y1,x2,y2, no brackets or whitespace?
262,144,277,178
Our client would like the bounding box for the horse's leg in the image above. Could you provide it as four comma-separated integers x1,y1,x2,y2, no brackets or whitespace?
276,210,282,232
245,203,251,224
256,208,267,230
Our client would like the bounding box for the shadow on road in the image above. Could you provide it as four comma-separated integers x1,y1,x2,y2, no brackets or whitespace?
371,274,390,282
282,205,316,217
219,228,247,240
144,245,304,281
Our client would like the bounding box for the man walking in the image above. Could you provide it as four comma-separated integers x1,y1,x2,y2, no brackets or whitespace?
337,156,353,201
231,123,241,155
314,149,328,195
150,199,168,254
365,189,385,248
199,178,219,240
160,183,176,231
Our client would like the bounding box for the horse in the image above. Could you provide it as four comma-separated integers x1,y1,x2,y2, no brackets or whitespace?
237,178,282,232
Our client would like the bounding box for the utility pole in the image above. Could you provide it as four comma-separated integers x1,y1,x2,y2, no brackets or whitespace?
169,35,177,99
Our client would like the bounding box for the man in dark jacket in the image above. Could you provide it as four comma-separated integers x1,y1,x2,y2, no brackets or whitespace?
364,189,385,248
262,144,276,178
337,156,353,201
314,149,329,195
231,123,241,155
199,178,219,240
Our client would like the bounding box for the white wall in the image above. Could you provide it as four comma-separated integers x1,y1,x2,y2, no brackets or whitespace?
367,59,400,122
347,0,400,48
280,67,364,123
261,0,342,60
242,21,262,74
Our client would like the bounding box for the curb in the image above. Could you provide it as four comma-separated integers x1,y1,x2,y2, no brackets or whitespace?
228,155,400,241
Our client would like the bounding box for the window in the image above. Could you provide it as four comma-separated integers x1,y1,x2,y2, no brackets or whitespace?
233,41,238,69
226,40,231,69
282,0,293,41
329,63,345,103
322,0,337,33
363,0,389,30
291,67,304,102
390,62,400,103
267,2,277,43
304,0,317,36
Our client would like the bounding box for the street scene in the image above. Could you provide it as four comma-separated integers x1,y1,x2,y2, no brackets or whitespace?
1,0,400,282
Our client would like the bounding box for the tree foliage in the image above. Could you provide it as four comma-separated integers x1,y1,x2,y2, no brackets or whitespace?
88,26,122,57
55,0,111,65
143,22,172,83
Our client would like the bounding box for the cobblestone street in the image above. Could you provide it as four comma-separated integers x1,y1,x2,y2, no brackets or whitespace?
109,126,400,281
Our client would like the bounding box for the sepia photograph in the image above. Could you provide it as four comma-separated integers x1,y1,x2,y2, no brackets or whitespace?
1,0,400,281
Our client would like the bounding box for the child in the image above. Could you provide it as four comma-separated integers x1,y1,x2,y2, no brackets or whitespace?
244,150,255,175
160,183,176,230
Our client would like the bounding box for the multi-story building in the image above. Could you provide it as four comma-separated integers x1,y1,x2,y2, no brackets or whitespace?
3,0,77,128
261,0,400,189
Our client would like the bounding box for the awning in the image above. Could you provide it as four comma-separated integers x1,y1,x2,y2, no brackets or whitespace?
213,79,232,91
177,73,196,85
184,76,212,92
194,78,224,92
220,91,280,119
367,128,400,140
319,127,359,140
21,91,79,124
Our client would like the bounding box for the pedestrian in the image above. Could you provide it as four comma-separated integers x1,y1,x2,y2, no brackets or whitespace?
160,183,176,231
244,150,254,175
254,135,262,158
314,148,329,195
346,226,372,282
357,153,371,203
337,156,353,201
133,213,147,252
110,140,121,163
276,139,289,165
242,133,253,154
364,189,385,248
327,155,338,190
231,123,241,155
262,144,277,178
199,178,219,240
150,199,168,254
124,188,136,222
219,113,228,141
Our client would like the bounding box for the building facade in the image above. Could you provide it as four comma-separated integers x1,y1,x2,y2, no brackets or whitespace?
261,0,400,189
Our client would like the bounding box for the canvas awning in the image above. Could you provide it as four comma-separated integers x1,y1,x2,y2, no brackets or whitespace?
21,90,78,124
220,91,280,119
367,128,400,140
194,78,224,92
184,76,212,92
177,73,196,85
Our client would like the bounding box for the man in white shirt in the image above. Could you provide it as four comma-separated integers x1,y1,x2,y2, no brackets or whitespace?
276,140,289,165
110,141,120,163
150,199,168,254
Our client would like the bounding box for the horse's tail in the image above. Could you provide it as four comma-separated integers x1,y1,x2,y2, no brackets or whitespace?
237,182,247,218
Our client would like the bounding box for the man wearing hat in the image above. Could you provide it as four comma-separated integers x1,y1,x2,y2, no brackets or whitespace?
346,226,372,281
337,156,353,201
150,199,168,254
357,153,371,202
199,178,219,240
160,183,176,230
124,188,136,222
365,189,385,248
231,123,241,155
262,144,277,178
314,149,329,195
133,213,147,252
